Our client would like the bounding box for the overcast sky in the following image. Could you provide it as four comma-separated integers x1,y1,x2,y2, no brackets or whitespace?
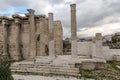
0,0,120,38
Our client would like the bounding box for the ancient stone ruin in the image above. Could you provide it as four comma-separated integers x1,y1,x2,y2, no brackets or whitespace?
0,9,63,61
0,3,120,79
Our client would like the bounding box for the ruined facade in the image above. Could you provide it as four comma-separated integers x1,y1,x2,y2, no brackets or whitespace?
0,9,63,61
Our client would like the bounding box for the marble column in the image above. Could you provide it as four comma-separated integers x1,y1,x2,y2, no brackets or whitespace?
2,19,8,56
70,4,77,57
28,9,36,58
15,17,21,60
48,13,54,40
48,13,55,57
70,4,77,41
54,20,63,55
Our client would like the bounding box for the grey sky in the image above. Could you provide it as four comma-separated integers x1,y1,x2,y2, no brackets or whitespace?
0,0,120,38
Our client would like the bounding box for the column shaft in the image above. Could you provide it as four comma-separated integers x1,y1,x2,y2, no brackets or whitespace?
15,23,21,60
71,4,77,41
2,20,7,56
28,9,36,58
48,13,55,57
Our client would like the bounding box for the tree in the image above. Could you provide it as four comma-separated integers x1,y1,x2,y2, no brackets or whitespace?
0,54,13,80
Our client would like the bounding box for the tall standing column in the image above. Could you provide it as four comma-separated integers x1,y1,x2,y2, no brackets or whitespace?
28,9,36,59
70,4,77,57
14,17,21,60
2,19,8,56
48,13,55,58
54,20,63,55
71,4,77,41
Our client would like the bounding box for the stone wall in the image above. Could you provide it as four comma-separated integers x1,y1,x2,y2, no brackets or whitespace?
103,46,120,60
77,41,120,61
77,42,92,57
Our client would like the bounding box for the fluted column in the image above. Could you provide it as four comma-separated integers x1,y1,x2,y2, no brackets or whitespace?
2,19,8,56
28,9,36,59
15,18,21,60
70,4,77,57
70,4,77,41
49,13,54,41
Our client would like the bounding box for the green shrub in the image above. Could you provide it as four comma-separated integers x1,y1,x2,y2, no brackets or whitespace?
0,55,13,80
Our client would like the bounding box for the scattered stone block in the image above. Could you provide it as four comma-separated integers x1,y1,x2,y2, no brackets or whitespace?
81,61,95,70
113,55,120,61
95,62,107,69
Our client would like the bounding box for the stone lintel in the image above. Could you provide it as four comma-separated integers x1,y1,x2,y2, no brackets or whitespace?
0,16,8,19
12,14,23,19
1,19,9,25
35,15,46,21
12,15,22,24
36,14,46,18
0,16,12,20
15,18,21,24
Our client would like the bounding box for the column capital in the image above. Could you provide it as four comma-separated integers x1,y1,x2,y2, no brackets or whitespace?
48,12,53,15
0,16,9,25
70,4,76,11
12,14,22,24
27,9,35,14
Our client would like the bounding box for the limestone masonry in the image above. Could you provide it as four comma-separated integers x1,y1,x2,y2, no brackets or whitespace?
0,9,63,61
0,3,120,80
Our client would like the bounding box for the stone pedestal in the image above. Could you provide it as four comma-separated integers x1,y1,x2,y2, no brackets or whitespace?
71,41,77,58
49,40,55,58
92,33,104,59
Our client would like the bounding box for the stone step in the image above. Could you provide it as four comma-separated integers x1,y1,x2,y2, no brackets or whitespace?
11,63,80,77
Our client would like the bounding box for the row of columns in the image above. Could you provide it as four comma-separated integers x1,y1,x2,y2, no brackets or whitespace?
1,16,22,60
1,8,63,60
27,9,63,58
48,13,63,58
